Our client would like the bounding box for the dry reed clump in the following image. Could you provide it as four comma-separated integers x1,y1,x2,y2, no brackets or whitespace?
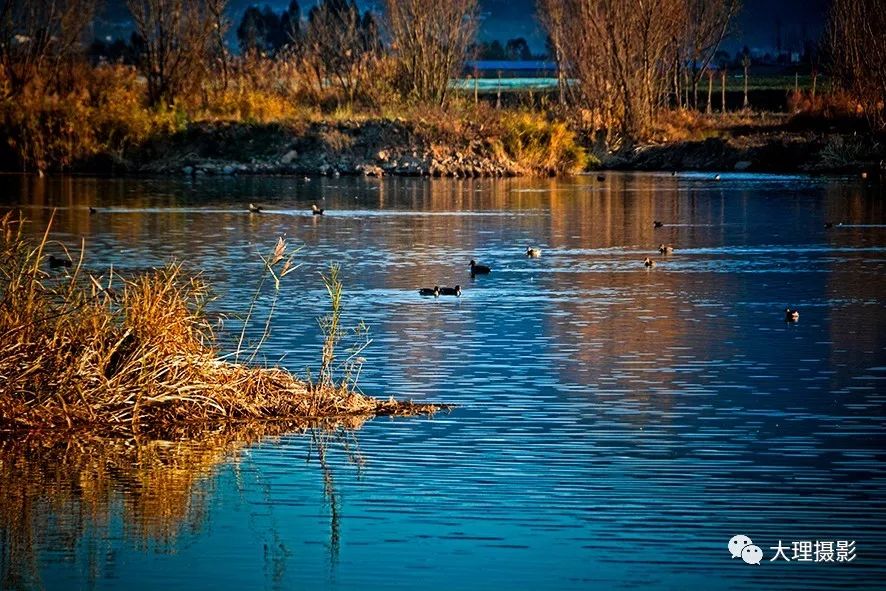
0,212,442,433
398,102,588,176
497,111,588,175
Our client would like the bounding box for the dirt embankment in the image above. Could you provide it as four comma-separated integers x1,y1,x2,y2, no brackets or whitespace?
608,118,885,174
116,119,522,178
76,116,885,178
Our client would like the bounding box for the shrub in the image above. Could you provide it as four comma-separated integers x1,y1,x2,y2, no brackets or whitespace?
499,111,587,175
818,134,880,168
0,64,177,172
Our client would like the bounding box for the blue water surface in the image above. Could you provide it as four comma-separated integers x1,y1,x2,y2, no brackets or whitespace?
1,172,884,590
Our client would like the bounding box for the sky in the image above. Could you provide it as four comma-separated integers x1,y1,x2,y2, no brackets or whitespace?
96,0,831,56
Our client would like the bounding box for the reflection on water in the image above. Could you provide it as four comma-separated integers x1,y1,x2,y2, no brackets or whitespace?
0,172,884,590
0,421,364,591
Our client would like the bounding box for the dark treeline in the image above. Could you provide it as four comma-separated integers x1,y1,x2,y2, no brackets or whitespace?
473,38,534,61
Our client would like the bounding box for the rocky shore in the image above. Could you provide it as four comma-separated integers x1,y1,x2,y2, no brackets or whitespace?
611,132,884,174
123,119,522,178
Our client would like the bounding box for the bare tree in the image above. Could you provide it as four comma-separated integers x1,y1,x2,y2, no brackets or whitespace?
741,50,751,109
537,0,740,136
301,0,382,104
207,0,230,92
705,67,714,114
827,0,886,129
681,0,740,109
126,0,226,106
385,0,478,105
537,0,570,106
720,67,726,113
0,0,96,97
538,0,685,137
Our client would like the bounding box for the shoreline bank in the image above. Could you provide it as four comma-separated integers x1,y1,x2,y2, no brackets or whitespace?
3,117,884,179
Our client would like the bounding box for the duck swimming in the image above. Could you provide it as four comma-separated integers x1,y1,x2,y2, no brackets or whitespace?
48,255,72,269
418,286,440,297
785,308,800,322
312,204,324,215
469,260,491,275
248,203,263,213
658,244,674,254
653,220,664,228
526,247,542,258
597,174,605,182
439,285,461,296
643,257,656,268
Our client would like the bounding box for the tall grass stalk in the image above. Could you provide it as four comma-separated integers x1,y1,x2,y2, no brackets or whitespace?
319,263,343,388
235,237,301,363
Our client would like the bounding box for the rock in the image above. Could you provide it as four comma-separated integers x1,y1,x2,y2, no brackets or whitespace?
357,163,384,177
222,164,235,175
182,166,193,175
280,149,298,164
734,160,753,171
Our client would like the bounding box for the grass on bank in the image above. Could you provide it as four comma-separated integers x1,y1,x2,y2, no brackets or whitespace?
0,211,441,433
0,63,587,175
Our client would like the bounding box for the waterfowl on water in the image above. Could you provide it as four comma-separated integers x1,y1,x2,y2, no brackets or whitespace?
89,207,97,215
643,257,656,268
785,308,800,322
714,174,721,181
439,285,461,296
469,260,491,275
658,244,674,254
48,255,72,269
419,286,440,297
860,171,868,179
312,204,324,215
596,174,605,182
248,203,263,213
671,171,677,176
653,220,664,228
526,247,542,258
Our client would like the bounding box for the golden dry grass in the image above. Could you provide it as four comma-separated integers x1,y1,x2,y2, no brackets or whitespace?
0,211,443,433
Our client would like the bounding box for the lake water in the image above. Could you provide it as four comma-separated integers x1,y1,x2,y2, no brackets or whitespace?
1,172,884,590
